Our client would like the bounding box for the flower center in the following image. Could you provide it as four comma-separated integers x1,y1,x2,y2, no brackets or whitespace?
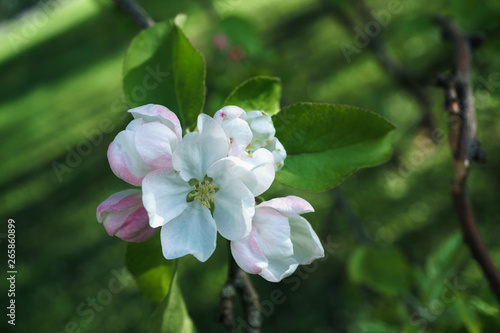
187,177,218,209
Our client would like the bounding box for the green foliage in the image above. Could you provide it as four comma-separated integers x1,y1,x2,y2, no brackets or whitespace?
126,233,176,304
149,271,197,333
348,245,411,296
223,76,281,115
456,297,482,333
4,1,500,332
123,21,205,131
274,103,395,191
423,232,468,300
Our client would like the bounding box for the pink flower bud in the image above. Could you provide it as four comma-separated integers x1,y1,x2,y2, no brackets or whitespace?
97,189,156,242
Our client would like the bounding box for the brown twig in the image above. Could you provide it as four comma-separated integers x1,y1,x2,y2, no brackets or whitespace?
112,0,154,29
218,244,261,333
433,16,500,304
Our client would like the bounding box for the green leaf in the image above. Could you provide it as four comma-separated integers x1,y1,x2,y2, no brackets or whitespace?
348,245,411,296
456,297,481,333
223,76,281,116
470,296,500,317
273,103,395,191
125,233,176,304
149,269,196,333
123,21,205,130
426,232,468,279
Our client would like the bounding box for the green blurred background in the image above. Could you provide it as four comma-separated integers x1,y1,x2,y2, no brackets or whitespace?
1,0,499,332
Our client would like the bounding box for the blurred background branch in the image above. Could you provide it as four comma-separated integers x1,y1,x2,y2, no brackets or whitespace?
322,0,436,138
218,244,261,333
112,0,154,29
433,16,500,304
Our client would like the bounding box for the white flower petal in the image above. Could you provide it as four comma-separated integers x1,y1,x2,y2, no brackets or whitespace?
129,104,182,140
264,137,287,171
231,227,269,274
173,114,229,181
239,149,275,196
289,216,325,264
125,118,144,131
221,118,253,157
135,122,178,171
212,179,254,240
160,202,217,262
260,257,298,283
142,170,191,228
253,207,293,259
246,111,275,150
107,122,152,186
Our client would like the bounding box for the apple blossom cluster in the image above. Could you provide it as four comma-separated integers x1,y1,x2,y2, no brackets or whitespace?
96,104,324,282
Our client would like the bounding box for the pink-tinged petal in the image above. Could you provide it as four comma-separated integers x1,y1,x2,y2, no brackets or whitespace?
213,105,247,124
160,202,217,262
231,227,268,274
258,196,314,217
129,104,182,140
135,122,178,171
173,114,229,181
253,207,293,259
97,189,156,243
289,216,324,264
107,123,152,186
97,189,142,222
113,207,157,242
142,170,191,228
221,118,252,157
212,179,254,240
260,258,299,283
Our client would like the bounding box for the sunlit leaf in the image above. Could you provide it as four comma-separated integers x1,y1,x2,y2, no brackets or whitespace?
123,21,205,130
126,233,176,304
274,103,395,191
224,76,281,116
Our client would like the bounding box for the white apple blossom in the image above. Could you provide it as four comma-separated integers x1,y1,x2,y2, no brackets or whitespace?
231,196,324,282
214,106,287,171
142,114,275,262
